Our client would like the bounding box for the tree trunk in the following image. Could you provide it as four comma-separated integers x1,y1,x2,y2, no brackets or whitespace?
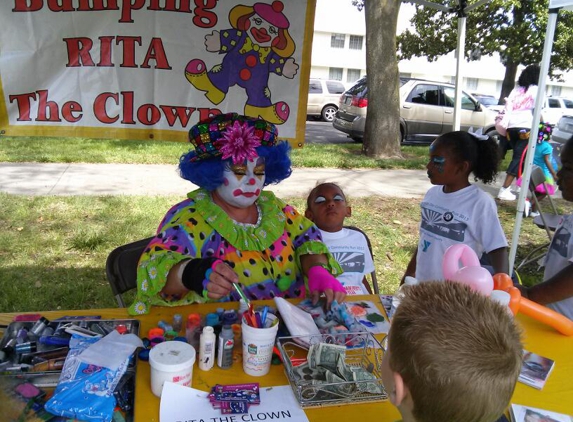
499,60,518,104
363,0,402,158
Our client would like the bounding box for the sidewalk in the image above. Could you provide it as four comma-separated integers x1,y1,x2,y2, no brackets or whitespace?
0,162,517,199
0,163,437,198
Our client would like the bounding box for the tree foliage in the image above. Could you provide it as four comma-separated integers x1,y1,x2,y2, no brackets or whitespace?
397,0,573,99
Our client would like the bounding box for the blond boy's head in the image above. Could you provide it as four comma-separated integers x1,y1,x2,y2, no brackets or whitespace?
382,281,523,422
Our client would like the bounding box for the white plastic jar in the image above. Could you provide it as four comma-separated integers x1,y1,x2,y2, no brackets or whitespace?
148,341,196,397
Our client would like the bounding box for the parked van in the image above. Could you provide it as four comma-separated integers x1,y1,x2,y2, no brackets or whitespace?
541,97,573,126
307,79,347,122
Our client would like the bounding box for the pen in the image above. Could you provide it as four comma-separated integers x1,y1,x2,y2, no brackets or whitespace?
232,282,250,304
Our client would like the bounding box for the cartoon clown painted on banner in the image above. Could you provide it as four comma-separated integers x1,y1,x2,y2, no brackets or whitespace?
184,1,298,125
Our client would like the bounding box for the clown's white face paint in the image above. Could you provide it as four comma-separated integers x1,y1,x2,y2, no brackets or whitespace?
216,157,266,208
248,15,278,48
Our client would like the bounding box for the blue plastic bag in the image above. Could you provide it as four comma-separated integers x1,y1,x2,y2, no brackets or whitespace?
45,334,129,421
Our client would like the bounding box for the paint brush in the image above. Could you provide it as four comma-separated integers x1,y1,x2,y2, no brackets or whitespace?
232,282,250,305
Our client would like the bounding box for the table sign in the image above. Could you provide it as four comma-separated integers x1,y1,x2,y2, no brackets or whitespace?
160,382,309,422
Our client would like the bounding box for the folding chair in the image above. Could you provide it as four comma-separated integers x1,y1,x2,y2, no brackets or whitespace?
516,165,561,270
344,225,379,294
105,236,154,307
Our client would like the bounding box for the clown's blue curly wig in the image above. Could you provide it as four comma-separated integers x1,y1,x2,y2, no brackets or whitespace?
179,142,292,191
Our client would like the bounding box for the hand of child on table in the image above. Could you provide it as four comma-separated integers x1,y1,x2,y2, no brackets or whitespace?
308,265,346,309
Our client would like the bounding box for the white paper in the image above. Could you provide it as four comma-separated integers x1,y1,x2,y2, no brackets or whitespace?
160,383,309,422
274,297,320,345
78,330,143,370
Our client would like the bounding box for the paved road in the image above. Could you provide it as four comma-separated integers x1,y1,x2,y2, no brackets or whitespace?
304,120,354,144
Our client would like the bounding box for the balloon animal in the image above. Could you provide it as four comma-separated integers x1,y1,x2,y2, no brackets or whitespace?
442,244,573,336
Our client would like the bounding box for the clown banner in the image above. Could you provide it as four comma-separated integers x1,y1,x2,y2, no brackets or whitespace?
0,0,315,145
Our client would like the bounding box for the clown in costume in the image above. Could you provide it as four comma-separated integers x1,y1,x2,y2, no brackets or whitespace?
185,1,298,125
129,113,344,315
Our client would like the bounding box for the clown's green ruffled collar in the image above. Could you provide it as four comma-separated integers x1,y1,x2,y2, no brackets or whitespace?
189,188,287,251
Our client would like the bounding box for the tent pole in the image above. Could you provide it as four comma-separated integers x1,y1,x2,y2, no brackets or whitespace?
508,10,560,275
453,13,466,131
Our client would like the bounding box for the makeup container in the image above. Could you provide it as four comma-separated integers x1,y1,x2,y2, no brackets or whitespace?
149,341,196,397
29,317,50,336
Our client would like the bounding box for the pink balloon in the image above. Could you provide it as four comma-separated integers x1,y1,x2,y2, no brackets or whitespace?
442,244,481,280
450,265,494,296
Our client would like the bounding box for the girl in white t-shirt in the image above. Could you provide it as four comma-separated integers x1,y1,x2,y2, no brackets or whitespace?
305,182,375,295
403,130,509,283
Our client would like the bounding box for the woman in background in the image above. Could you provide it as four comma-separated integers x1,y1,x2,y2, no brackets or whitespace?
497,64,541,201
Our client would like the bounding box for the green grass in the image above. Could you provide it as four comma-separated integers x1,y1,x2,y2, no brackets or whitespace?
0,135,558,312
1,192,571,313
0,136,429,169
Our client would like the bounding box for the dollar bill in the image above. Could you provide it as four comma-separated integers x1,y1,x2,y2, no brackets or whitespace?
352,367,384,394
312,343,346,372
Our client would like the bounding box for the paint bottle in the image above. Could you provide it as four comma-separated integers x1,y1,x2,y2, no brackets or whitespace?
172,314,183,333
185,313,201,351
238,299,249,315
217,325,234,370
157,320,173,333
205,312,221,336
390,276,418,318
198,326,215,371
222,310,238,326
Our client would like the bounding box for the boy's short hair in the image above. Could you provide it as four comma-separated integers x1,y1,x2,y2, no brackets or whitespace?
389,281,523,422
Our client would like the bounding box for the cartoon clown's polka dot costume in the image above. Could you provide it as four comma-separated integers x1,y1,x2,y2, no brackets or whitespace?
184,1,298,125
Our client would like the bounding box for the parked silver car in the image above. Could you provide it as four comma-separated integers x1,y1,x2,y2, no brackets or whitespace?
333,77,498,143
552,114,573,144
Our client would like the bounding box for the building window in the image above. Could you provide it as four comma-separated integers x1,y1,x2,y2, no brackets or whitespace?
331,33,345,49
329,67,343,81
550,85,562,96
347,69,361,83
349,35,363,50
465,78,478,91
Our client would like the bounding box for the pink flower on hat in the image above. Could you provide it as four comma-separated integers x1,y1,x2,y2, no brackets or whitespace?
216,120,261,164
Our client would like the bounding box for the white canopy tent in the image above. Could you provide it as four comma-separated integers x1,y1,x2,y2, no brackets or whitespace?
508,0,573,273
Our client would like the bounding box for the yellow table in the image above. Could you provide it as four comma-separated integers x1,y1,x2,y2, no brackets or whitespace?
1,295,571,421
